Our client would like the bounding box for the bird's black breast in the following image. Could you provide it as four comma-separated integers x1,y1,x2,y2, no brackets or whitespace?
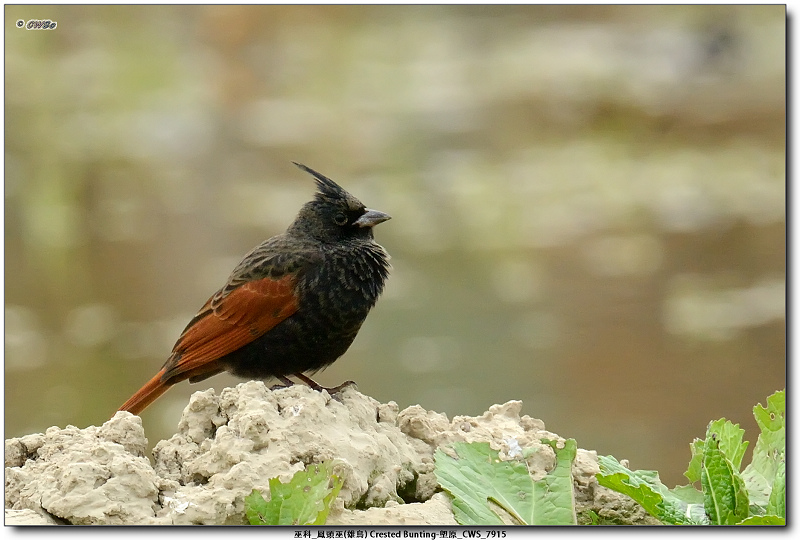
221,240,390,379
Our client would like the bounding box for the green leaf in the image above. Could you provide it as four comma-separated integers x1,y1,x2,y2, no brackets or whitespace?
670,484,704,505
753,390,785,433
602,391,786,527
766,460,785,519
245,490,270,525
597,456,696,525
707,419,749,472
245,462,343,525
434,443,523,525
434,440,577,525
742,390,785,509
701,435,749,525
736,515,785,525
315,466,344,525
669,484,707,524
536,439,578,525
686,418,749,483
684,438,704,483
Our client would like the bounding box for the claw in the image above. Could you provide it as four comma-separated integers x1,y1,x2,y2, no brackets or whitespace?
269,376,295,391
294,373,357,394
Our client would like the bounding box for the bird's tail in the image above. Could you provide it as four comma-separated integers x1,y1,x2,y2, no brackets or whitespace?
117,369,172,416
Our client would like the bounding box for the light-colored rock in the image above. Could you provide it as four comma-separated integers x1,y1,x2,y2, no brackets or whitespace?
4,414,162,525
328,493,458,526
4,380,652,525
150,382,423,524
5,508,60,525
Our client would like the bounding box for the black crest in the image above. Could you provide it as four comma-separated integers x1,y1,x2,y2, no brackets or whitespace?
293,162,357,205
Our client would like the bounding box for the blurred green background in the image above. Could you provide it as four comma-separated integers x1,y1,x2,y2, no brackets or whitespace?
5,5,785,486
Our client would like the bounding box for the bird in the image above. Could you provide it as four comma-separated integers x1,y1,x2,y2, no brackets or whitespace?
117,163,391,415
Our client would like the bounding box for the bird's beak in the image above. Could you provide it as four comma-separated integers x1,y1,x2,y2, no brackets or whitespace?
355,209,391,228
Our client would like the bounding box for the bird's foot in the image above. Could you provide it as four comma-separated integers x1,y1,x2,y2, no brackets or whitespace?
294,373,358,395
323,380,358,394
269,376,296,391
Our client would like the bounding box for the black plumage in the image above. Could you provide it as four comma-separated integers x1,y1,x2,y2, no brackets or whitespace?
118,163,391,415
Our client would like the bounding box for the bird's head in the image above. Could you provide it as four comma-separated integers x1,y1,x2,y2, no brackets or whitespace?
289,162,390,243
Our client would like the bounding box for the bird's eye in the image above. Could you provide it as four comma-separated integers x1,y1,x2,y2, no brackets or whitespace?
334,212,348,226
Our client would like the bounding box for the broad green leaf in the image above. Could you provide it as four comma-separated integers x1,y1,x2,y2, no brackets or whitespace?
315,468,344,525
597,455,695,525
670,484,703,505
669,484,708,524
434,440,577,525
736,515,785,525
434,442,525,525
742,390,785,508
686,418,748,483
245,490,270,525
701,436,748,525
686,503,711,525
245,462,343,525
766,460,785,519
684,438,704,483
706,419,748,472
536,439,577,525
753,390,785,433
603,391,786,527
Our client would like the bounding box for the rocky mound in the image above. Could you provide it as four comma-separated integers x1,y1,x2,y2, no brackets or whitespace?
5,381,655,525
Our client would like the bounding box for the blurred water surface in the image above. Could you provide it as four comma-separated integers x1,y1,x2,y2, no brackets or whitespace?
5,5,785,486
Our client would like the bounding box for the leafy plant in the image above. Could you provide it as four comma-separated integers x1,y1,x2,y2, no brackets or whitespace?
434,438,578,525
597,390,785,526
245,462,343,525
595,455,706,525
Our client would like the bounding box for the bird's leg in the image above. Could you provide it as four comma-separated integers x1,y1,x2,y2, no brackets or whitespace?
294,373,357,394
293,373,323,391
269,375,296,391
